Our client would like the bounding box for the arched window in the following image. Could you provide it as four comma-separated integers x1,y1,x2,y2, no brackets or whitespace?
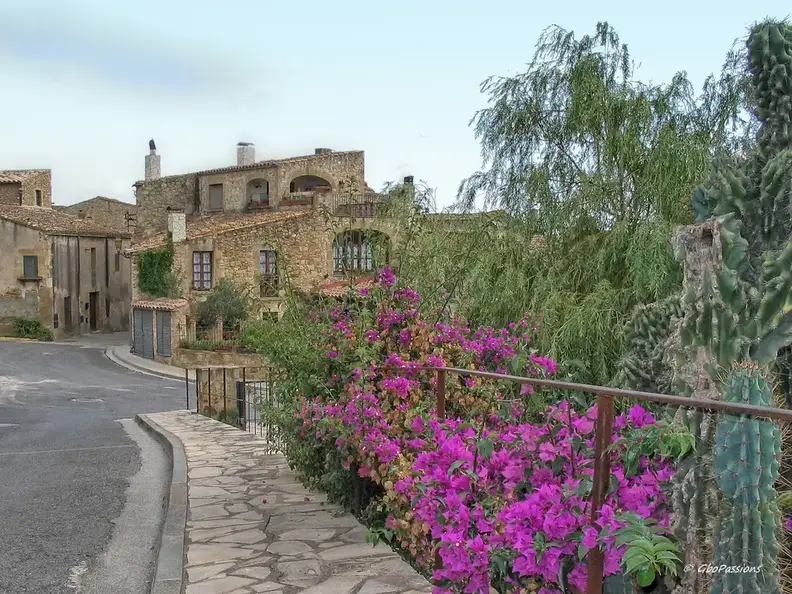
247,179,269,206
333,230,389,276
289,175,331,195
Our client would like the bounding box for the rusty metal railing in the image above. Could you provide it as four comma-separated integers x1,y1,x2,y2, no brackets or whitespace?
419,366,792,594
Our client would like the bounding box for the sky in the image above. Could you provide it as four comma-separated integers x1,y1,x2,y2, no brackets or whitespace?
0,2,788,210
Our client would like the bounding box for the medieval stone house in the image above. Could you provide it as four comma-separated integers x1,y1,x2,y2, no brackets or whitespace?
127,142,400,363
0,170,132,339
56,196,137,235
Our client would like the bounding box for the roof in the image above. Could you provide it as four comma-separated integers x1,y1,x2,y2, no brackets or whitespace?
132,299,189,311
61,196,136,209
0,204,132,237
127,209,312,253
186,150,362,178
0,169,49,183
318,276,376,298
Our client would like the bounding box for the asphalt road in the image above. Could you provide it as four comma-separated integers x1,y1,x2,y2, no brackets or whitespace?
0,335,195,594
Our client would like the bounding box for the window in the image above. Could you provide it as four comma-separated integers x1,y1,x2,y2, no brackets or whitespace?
259,250,278,296
64,296,72,328
22,255,38,279
333,231,388,276
114,252,120,272
35,190,42,206
192,251,212,290
209,184,223,210
90,248,97,286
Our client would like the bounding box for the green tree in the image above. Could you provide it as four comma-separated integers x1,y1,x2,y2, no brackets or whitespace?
441,22,752,385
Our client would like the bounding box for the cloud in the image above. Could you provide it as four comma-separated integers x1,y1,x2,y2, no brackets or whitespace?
0,9,267,102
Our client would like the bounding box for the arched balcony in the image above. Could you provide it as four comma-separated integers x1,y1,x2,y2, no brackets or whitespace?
284,175,332,205
247,179,270,210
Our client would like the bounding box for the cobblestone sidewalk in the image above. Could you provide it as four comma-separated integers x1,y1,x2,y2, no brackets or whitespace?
148,411,433,594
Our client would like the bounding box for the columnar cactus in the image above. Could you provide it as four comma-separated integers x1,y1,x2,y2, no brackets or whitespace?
711,362,782,594
615,295,682,393
668,21,792,594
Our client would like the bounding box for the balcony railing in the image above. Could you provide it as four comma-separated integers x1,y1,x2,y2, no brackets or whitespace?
329,193,386,218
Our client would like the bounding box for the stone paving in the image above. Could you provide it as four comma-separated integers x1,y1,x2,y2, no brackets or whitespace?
148,411,433,594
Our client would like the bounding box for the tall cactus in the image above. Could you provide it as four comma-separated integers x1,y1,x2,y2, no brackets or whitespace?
669,21,792,594
615,296,682,394
711,362,782,594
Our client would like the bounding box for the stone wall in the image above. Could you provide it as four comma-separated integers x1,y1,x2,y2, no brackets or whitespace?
21,171,52,208
134,174,198,236
51,235,131,338
199,169,278,213
277,151,365,200
0,220,52,335
172,349,268,414
0,183,21,205
61,197,136,234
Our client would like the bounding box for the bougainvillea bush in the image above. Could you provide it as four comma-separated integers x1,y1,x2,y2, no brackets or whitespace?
255,269,686,593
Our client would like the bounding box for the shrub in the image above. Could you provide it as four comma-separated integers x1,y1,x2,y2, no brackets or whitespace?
12,317,53,341
194,279,250,331
248,268,688,593
137,238,181,298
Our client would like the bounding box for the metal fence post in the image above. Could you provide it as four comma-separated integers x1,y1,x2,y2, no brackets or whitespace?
207,368,212,415
586,394,615,594
185,367,189,411
436,369,446,420
223,367,227,417
242,367,248,432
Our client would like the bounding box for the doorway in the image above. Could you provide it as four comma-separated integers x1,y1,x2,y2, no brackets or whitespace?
89,291,98,331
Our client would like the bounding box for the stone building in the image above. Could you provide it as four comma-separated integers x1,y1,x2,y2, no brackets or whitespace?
0,170,132,339
0,169,52,208
56,196,137,235
127,141,400,364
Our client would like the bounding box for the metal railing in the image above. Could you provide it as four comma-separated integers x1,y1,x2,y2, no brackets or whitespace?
327,193,386,218
187,366,283,453
417,366,792,594
182,362,792,594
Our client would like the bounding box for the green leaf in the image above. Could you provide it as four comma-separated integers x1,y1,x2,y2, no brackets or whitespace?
635,566,656,588
624,553,652,574
447,460,465,476
577,542,589,561
477,438,494,460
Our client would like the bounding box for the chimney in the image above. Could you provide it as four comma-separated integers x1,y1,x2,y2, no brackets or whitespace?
166,207,186,243
145,139,161,182
237,142,255,166
315,148,332,155
403,176,414,185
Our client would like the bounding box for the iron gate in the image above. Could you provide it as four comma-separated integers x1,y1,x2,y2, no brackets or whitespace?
156,311,172,356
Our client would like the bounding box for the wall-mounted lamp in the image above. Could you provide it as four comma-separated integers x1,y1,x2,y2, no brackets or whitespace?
115,239,131,259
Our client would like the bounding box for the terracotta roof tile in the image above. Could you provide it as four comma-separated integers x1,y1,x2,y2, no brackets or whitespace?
127,209,312,253
0,204,132,237
318,276,376,297
0,169,48,183
132,299,189,311
194,150,362,176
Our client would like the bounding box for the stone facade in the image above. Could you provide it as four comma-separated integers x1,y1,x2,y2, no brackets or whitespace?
0,170,52,208
58,196,137,235
0,196,132,339
0,219,52,335
134,174,199,235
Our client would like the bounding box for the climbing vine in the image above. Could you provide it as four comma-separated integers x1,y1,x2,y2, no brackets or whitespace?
137,234,181,298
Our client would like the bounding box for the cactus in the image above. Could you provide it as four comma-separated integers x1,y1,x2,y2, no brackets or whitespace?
711,362,782,594
667,20,792,594
615,296,682,394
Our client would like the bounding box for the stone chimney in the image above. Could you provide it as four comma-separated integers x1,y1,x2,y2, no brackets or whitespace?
145,139,161,182
237,142,255,166
403,176,414,185
315,148,332,155
166,207,186,243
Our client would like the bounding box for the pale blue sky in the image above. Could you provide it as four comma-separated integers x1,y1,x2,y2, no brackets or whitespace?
0,1,787,208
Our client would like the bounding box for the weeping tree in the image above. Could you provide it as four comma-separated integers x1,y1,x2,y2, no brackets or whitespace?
443,22,752,385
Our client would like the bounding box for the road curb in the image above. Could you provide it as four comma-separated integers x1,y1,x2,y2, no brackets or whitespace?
135,414,188,594
105,347,192,382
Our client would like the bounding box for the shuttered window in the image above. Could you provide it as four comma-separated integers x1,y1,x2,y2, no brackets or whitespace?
22,255,38,279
